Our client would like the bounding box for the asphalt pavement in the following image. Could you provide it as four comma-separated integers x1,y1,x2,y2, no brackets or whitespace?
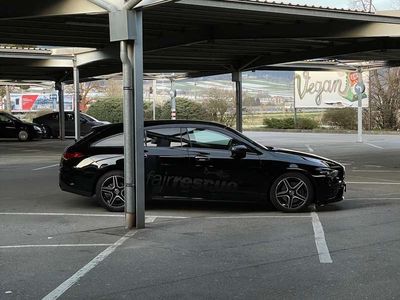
1,132,400,299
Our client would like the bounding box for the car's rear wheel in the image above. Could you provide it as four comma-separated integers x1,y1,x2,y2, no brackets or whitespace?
95,170,125,212
269,172,313,212
18,130,29,142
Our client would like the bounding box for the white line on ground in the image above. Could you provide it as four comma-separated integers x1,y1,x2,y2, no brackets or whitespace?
41,230,137,300
347,197,400,201
351,170,400,173
346,181,400,185
207,215,310,219
305,144,314,152
311,211,333,264
146,216,157,223
32,164,59,171
0,212,188,219
364,143,384,150
0,244,113,249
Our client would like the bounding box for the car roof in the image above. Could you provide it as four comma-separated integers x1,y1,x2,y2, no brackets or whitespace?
96,120,230,132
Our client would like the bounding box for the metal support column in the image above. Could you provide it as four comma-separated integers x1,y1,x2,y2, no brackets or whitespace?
152,80,157,120
170,79,176,120
5,85,11,112
73,60,80,141
121,40,136,229
356,69,364,143
232,71,243,132
55,82,65,140
133,10,145,229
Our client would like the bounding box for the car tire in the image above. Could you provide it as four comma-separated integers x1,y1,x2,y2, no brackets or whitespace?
43,126,52,138
269,172,313,212
18,130,29,142
95,170,125,212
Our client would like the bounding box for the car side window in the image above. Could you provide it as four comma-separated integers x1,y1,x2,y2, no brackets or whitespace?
187,128,233,150
92,133,124,147
145,127,183,148
0,114,13,123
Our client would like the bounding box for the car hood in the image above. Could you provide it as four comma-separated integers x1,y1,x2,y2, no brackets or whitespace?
270,147,342,167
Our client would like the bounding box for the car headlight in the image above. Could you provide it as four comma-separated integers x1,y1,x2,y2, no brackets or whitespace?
34,125,42,132
317,168,339,178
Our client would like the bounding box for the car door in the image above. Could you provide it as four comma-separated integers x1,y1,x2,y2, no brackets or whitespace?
0,114,17,138
144,126,190,199
65,112,75,136
185,126,264,202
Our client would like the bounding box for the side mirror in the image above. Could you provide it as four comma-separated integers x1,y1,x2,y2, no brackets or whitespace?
231,144,247,159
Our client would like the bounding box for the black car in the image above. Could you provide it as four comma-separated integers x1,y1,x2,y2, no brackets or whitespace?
33,112,109,138
60,120,346,212
0,112,43,141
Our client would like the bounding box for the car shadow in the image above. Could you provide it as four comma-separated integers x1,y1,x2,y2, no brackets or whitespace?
146,200,275,213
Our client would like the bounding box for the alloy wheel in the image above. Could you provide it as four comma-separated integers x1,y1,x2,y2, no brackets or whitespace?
275,177,309,209
100,175,125,208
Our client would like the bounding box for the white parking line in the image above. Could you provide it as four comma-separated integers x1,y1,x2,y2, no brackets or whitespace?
311,211,332,264
32,164,59,171
207,215,310,219
0,244,112,249
365,143,384,150
42,230,137,300
305,144,314,152
351,170,400,173
346,182,400,185
347,197,400,201
0,212,188,220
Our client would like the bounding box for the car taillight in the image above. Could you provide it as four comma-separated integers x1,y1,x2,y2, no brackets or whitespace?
63,152,84,160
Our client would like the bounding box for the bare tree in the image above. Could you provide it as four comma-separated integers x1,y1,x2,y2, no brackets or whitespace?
349,0,375,12
370,68,400,130
204,88,236,127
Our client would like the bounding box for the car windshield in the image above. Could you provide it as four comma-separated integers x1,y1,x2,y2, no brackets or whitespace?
1,113,19,122
225,127,272,150
82,113,99,122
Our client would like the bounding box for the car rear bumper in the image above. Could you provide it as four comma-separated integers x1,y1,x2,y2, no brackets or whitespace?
59,165,95,197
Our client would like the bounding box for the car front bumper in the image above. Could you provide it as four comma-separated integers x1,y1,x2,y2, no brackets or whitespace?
313,175,346,205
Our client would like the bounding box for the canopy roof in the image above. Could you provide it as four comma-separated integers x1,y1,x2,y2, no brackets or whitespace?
1,0,400,81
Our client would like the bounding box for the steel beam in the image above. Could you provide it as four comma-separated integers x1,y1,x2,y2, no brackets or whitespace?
55,82,66,140
232,71,243,132
121,40,136,229
133,10,146,229
73,61,80,141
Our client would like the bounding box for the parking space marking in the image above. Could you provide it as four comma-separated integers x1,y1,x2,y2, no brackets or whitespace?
311,211,332,264
207,215,310,219
42,230,137,300
351,170,400,173
0,212,188,220
347,181,400,185
365,143,384,150
305,144,314,152
32,164,59,171
0,244,113,249
347,197,400,201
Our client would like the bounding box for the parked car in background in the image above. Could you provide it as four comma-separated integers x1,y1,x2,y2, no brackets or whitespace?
59,120,346,213
0,111,43,141
33,112,110,138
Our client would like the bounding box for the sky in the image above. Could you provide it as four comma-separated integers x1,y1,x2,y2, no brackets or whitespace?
278,0,398,10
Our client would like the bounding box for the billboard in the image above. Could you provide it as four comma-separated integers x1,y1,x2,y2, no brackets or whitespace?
294,71,368,108
8,93,73,112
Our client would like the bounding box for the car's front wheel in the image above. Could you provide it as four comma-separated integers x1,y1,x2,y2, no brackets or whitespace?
95,170,125,212
18,130,29,141
269,172,313,212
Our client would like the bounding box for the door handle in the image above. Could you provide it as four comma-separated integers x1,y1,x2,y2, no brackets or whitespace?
195,156,210,162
